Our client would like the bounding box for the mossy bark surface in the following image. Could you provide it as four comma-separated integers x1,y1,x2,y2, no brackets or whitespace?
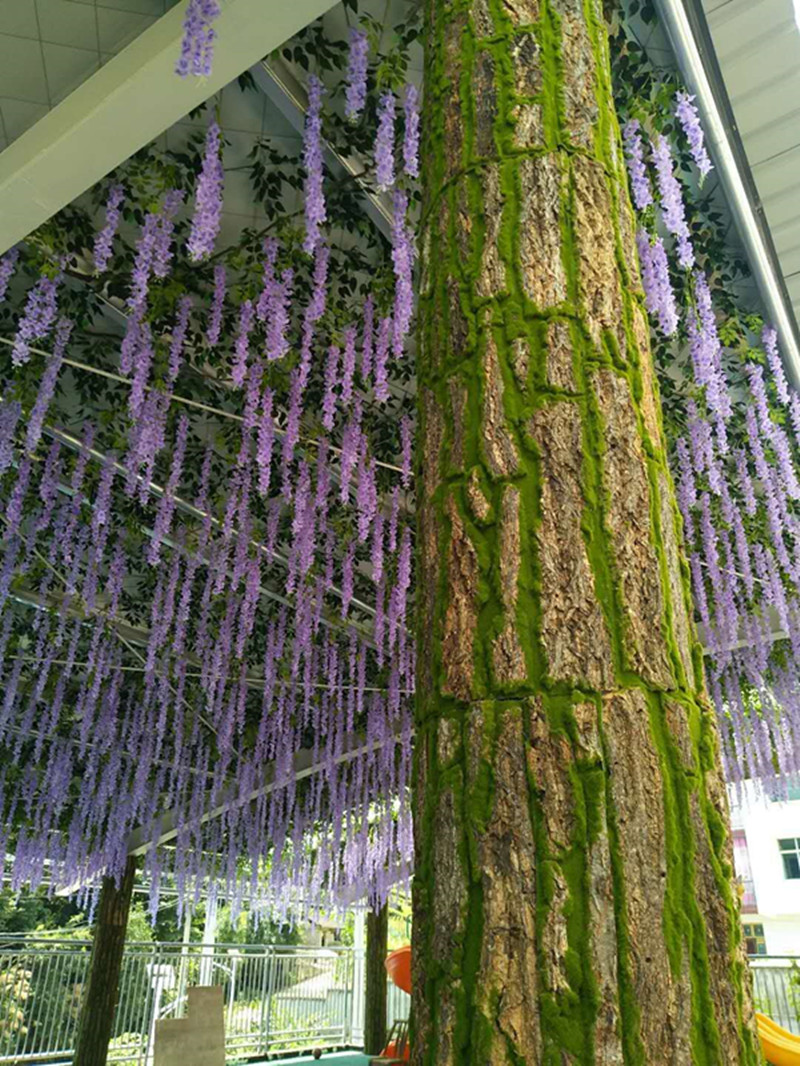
412,1,759,1062
73,857,136,1066
365,904,390,1055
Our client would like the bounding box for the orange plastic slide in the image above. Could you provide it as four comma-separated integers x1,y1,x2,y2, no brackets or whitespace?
385,945,412,996
757,1012,800,1065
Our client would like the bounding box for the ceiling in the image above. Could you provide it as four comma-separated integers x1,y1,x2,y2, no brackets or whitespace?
0,0,181,150
702,0,800,327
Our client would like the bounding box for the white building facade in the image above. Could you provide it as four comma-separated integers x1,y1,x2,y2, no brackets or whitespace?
730,780,800,956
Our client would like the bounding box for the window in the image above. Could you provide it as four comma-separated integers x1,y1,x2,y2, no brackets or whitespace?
779,838,800,879
743,923,767,956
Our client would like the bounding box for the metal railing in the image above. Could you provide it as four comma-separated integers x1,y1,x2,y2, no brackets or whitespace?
5,936,791,1063
0,938,356,1064
749,957,800,1034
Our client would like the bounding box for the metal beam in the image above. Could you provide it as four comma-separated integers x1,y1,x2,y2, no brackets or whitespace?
0,0,338,255
125,721,409,856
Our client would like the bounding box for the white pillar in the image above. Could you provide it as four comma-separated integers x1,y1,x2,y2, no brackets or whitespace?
199,889,218,987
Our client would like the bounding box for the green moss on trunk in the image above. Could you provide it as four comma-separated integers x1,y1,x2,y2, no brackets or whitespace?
412,0,759,1062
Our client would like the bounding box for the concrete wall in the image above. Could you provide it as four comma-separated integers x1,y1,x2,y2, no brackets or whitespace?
154,986,225,1066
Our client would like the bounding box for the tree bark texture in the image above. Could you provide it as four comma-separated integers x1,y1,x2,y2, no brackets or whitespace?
412,1,758,1062
73,857,137,1066
365,904,390,1055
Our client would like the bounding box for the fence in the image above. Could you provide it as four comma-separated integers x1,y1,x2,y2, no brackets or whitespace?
2,937,790,1064
0,938,357,1065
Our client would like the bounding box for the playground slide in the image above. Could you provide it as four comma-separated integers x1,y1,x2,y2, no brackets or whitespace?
385,945,412,996
757,1012,800,1066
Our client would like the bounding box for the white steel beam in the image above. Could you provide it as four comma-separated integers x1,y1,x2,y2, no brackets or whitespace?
0,0,337,255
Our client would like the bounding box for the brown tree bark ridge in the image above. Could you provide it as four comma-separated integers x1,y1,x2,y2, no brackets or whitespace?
72,857,137,1066
412,0,758,1062
365,904,390,1056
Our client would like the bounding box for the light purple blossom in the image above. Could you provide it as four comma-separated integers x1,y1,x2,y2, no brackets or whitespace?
403,84,420,179
322,345,339,431
232,299,255,388
256,388,274,497
187,120,224,261
636,230,678,336
374,316,391,402
148,416,188,565
169,295,192,382
152,190,185,279
12,271,62,366
690,272,731,433
622,120,653,212
345,28,369,120
763,325,790,406
0,399,21,477
361,295,374,384
93,185,124,273
207,264,226,347
392,190,414,354
25,317,73,453
375,92,396,192
0,248,20,303
675,92,713,179
265,267,293,362
303,75,327,255
651,134,694,269
341,326,357,406
176,0,220,77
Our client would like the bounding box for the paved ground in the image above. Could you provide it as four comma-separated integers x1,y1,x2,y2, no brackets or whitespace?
248,1052,370,1066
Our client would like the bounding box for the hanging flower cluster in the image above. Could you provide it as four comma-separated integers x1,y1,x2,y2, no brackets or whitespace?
93,185,125,274
176,0,220,78
187,121,224,262
0,50,421,917
623,75,800,798
345,28,369,120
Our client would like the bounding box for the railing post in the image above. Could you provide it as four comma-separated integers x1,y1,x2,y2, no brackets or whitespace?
258,946,275,1055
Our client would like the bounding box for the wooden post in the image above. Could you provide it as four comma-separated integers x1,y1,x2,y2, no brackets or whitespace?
73,856,137,1066
364,904,389,1056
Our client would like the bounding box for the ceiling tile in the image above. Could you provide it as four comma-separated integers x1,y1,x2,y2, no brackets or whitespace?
221,84,265,135
0,96,49,140
42,42,100,104
97,0,165,14
96,6,156,52
0,36,49,104
35,0,98,50
0,0,39,38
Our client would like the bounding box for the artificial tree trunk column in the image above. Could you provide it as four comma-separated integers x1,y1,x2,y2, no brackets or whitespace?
73,857,137,1066
412,0,758,1062
364,904,389,1055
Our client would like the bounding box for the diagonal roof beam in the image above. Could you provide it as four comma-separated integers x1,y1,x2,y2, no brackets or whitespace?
0,0,338,256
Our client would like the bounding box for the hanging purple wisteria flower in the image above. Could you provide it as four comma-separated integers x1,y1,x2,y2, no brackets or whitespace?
402,84,420,179
168,296,192,382
12,270,62,366
152,190,185,279
303,75,327,255
636,230,678,336
0,248,19,303
392,190,414,355
651,134,694,269
207,264,226,347
25,317,73,454
187,120,224,261
176,0,220,78
345,28,369,120
232,300,255,388
375,92,396,192
675,92,713,180
400,416,413,490
763,326,791,406
93,185,125,274
322,345,339,431
622,120,653,212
